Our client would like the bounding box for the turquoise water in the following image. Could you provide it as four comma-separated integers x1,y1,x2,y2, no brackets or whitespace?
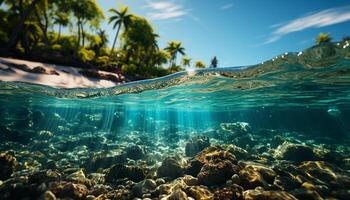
0,43,350,199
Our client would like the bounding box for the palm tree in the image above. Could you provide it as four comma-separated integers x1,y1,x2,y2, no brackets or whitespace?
53,12,69,41
6,0,41,51
182,57,191,68
164,41,185,67
316,33,331,45
195,61,206,68
108,6,132,57
210,56,218,68
97,29,108,48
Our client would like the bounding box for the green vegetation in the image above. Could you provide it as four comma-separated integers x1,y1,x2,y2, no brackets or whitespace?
316,33,332,45
108,6,131,58
0,0,210,80
164,41,186,68
195,61,206,68
181,57,191,68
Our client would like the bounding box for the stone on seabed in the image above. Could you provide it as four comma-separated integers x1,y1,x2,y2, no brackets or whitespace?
0,152,17,180
185,136,210,157
243,189,297,200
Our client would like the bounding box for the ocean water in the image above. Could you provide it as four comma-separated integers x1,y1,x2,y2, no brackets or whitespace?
0,43,350,199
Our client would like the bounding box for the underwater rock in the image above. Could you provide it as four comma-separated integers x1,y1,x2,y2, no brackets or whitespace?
195,146,238,165
197,159,239,186
220,121,251,137
50,182,88,199
66,169,94,187
187,146,239,179
186,159,203,177
186,146,238,177
125,145,145,160
342,158,350,170
85,154,127,172
225,144,250,160
162,188,189,200
239,163,276,189
89,184,112,197
218,122,255,147
194,146,240,186
132,179,157,197
106,164,146,183
181,175,198,186
98,188,134,200
271,135,286,148
243,189,297,200
274,142,316,162
29,169,61,184
290,188,323,200
0,152,17,180
298,161,350,189
213,184,243,200
39,190,57,200
186,185,213,200
313,147,342,163
157,156,186,179
273,175,301,191
185,136,210,157
331,189,350,200
0,176,42,199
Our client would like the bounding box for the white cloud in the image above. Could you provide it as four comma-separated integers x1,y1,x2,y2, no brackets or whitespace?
146,1,187,20
221,4,234,10
263,5,350,44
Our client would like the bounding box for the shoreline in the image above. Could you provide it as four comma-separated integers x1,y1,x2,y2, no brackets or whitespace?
0,57,125,88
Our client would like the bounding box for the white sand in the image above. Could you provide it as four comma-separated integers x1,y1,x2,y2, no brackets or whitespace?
0,57,124,88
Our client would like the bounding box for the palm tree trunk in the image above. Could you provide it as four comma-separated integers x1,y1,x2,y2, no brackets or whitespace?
58,24,61,41
34,8,50,46
5,0,41,52
76,19,81,51
81,23,85,47
110,24,121,58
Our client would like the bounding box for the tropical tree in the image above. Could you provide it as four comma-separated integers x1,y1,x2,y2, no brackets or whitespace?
210,56,218,68
70,0,104,49
152,49,170,67
33,0,54,46
5,0,42,51
195,61,206,68
97,29,108,48
316,33,331,45
53,12,69,41
108,6,132,57
164,41,185,67
90,29,108,56
182,57,191,68
121,15,159,68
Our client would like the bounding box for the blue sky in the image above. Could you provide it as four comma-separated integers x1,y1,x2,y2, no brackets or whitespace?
96,0,350,67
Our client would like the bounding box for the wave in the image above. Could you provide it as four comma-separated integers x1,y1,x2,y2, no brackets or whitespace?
0,43,350,110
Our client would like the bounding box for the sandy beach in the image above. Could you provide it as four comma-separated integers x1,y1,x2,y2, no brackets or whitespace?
0,57,124,88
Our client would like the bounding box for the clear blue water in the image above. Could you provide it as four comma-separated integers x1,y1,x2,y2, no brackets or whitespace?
1,53,349,138
0,43,350,199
